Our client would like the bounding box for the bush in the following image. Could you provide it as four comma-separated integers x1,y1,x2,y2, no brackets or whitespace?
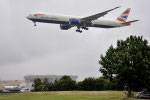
54,75,76,91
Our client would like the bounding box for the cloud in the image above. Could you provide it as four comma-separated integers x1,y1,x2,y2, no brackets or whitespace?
0,0,149,80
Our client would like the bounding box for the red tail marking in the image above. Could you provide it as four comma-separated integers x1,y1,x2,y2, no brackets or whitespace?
117,18,126,22
123,10,130,15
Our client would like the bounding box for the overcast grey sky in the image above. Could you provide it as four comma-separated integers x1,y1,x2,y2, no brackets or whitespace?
0,0,150,81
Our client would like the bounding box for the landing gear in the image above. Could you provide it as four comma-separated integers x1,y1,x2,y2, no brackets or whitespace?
76,29,82,33
76,27,88,33
85,28,88,30
76,26,82,33
34,22,36,26
82,27,88,30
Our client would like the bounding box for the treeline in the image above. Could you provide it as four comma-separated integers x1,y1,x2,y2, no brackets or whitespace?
32,75,124,91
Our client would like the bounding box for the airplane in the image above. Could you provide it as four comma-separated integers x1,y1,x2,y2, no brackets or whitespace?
26,7,139,33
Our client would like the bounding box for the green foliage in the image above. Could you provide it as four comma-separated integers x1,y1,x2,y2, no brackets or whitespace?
77,77,119,91
54,75,76,91
99,35,150,95
33,78,54,91
60,75,72,80
47,82,54,91
41,78,50,91
77,77,96,90
33,78,42,91
32,76,123,91
33,76,76,91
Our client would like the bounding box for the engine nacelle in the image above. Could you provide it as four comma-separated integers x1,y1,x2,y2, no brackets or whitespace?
60,24,71,30
69,18,80,25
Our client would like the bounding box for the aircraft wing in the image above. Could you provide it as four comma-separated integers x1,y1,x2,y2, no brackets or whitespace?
81,6,121,22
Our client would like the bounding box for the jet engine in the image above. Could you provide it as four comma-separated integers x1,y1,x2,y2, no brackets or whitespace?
69,18,80,25
60,24,71,30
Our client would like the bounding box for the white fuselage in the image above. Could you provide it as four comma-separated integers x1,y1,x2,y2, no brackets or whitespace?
26,13,126,28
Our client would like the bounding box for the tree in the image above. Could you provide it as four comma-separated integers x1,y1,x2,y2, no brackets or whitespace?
33,78,42,91
60,75,72,80
47,82,54,91
54,75,76,91
41,78,49,91
33,78,54,91
77,77,112,91
99,35,150,97
95,77,116,90
77,77,96,91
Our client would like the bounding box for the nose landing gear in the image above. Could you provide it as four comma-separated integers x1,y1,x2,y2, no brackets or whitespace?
33,22,36,26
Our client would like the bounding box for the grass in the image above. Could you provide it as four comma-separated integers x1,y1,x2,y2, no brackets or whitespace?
0,91,147,100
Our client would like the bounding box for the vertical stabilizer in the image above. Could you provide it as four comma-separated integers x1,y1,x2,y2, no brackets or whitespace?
117,8,131,22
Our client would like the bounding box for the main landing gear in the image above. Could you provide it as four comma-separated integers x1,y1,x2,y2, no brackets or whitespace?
75,27,89,33
82,27,88,30
76,29,82,33
76,26,83,33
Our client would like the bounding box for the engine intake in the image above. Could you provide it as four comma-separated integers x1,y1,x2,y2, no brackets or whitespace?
69,18,80,25
60,24,71,30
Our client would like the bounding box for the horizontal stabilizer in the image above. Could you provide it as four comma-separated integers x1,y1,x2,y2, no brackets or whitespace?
121,20,139,25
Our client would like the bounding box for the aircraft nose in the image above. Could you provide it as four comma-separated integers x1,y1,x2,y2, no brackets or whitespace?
26,14,32,20
26,16,29,19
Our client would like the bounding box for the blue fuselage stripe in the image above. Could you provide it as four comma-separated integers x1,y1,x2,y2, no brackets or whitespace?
30,19,69,24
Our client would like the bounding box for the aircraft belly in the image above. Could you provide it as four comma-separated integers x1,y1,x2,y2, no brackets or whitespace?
92,20,120,28
31,18,69,24
92,24,116,28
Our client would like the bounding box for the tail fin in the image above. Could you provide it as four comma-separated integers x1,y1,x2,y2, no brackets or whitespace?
117,8,131,22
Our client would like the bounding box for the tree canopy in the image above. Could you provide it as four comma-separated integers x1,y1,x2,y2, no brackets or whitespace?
77,77,118,91
33,78,42,91
99,35,150,96
54,75,76,91
33,78,53,91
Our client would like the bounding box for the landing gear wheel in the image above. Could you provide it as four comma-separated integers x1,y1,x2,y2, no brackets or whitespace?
79,30,82,33
76,29,82,33
82,27,88,30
